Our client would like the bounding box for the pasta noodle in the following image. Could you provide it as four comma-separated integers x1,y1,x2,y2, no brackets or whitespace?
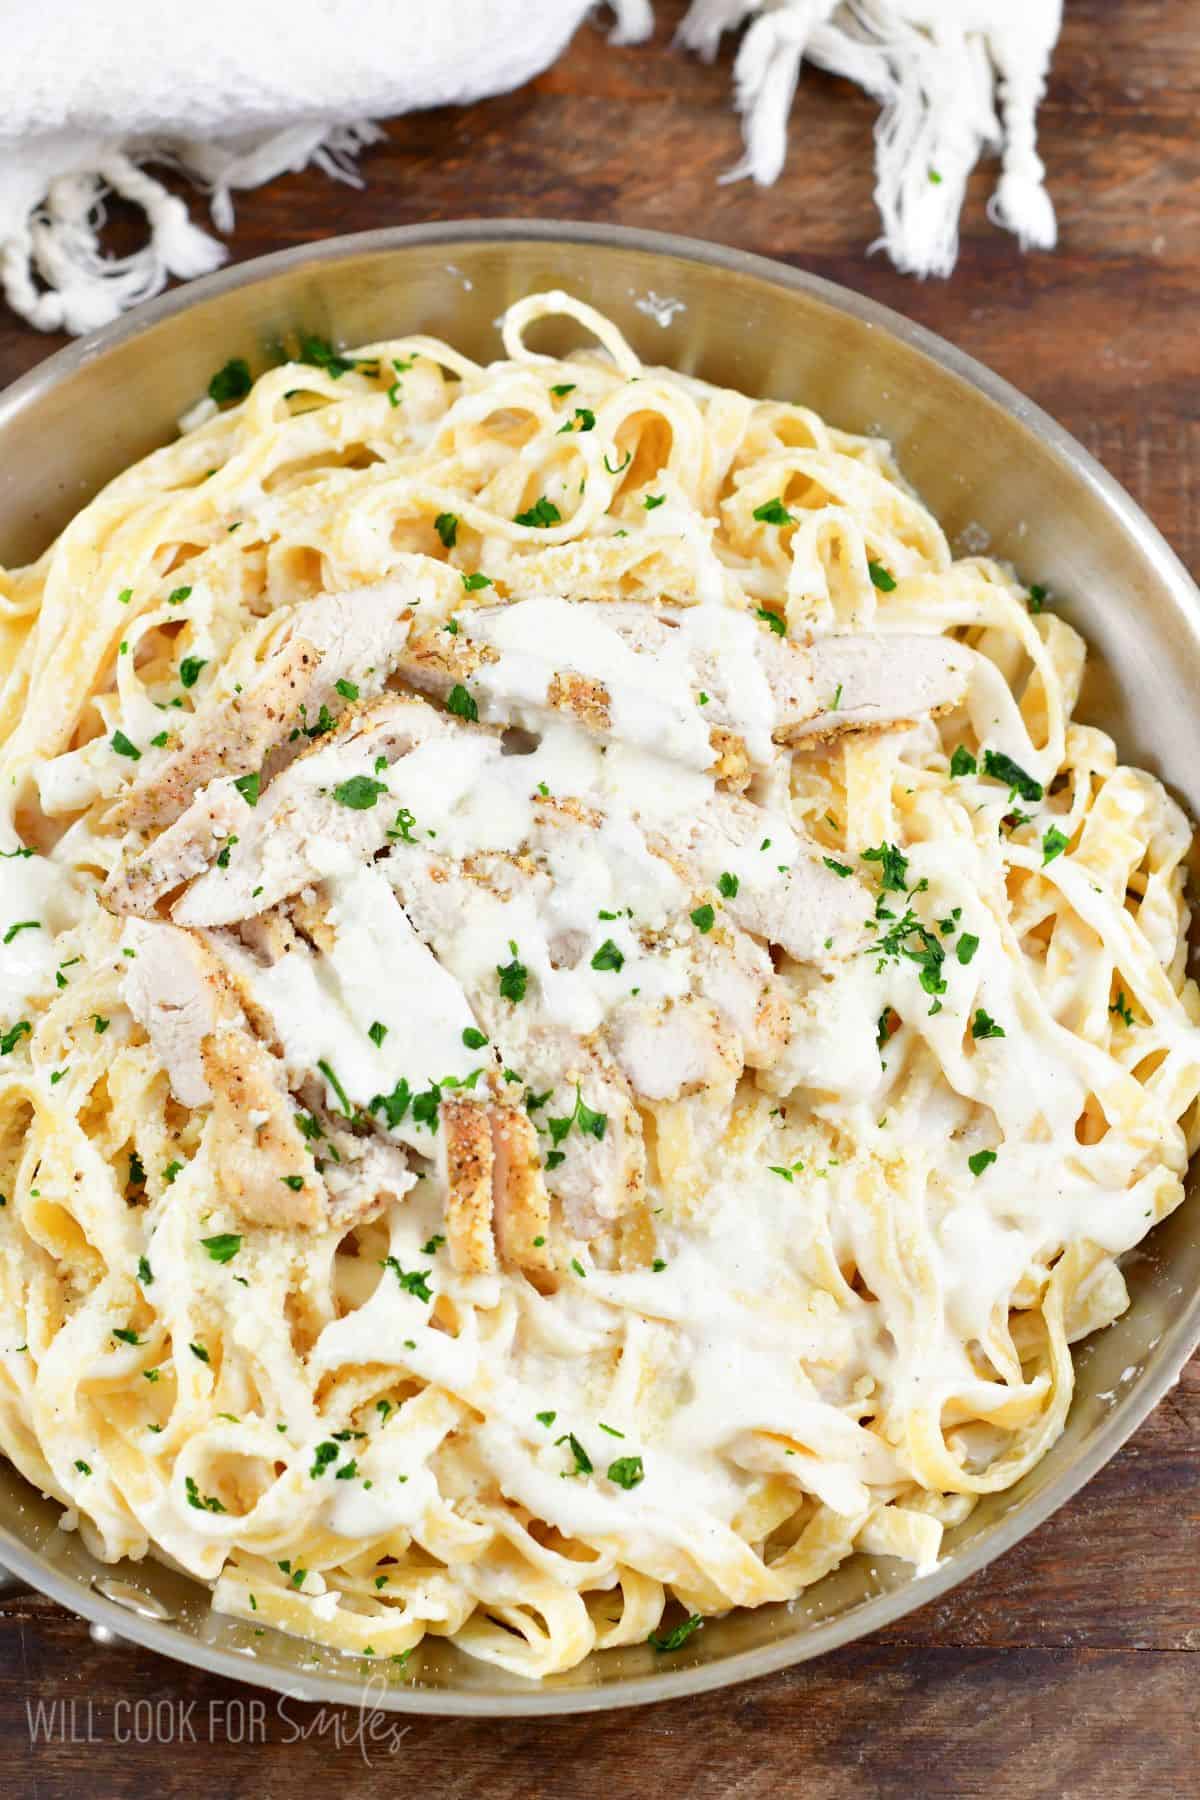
0,289,1197,1680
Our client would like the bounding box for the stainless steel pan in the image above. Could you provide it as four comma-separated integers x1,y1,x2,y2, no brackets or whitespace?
1,222,1197,1715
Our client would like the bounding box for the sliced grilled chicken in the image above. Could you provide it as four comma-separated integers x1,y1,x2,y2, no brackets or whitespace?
106,582,417,835
105,693,458,920
678,792,875,962
390,597,972,780
439,1100,556,1276
206,879,559,1268
120,918,412,1231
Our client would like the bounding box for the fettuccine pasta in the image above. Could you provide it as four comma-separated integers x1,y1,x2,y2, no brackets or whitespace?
0,290,1196,1679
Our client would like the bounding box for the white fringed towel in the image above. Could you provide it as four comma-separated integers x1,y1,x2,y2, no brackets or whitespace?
0,0,1063,335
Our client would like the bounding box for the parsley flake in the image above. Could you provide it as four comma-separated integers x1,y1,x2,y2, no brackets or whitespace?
972,1008,1005,1040
446,683,479,723
590,938,625,973
514,496,561,529
201,1233,242,1264
333,775,387,810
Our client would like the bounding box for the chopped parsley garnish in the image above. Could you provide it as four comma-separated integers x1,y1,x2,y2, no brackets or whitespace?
1042,825,1069,864
462,1026,488,1050
216,835,237,868
558,1433,593,1478
971,1008,1005,1040
150,730,169,748
74,1460,92,1476
387,807,418,843
649,1614,703,1652
981,749,1043,804
179,656,207,689
461,572,492,591
1111,990,1135,1027
446,683,479,723
536,1410,557,1427
435,512,459,548
823,857,853,878
117,588,132,605
137,1255,153,1285
368,1020,388,1049
551,383,576,397
544,1084,608,1155
335,677,359,701
867,561,897,592
168,586,192,605
967,1149,997,1177
112,1326,141,1345
2,920,39,944
558,407,596,434
0,1021,30,1054
297,333,355,378
370,1076,411,1129
604,449,632,474
233,769,261,807
201,1233,242,1263
514,496,562,528
862,842,909,892
380,1257,433,1303
877,1007,895,1050
768,1160,804,1182
298,702,334,740
868,908,946,1003
310,1442,339,1478
643,493,666,511
497,954,528,1003
333,774,387,809
189,1341,210,1363
110,730,141,760
128,1151,146,1187
718,871,739,898
690,904,715,934
590,938,625,972
752,497,795,526
956,932,980,965
607,1455,644,1489
185,1475,226,1513
317,1058,353,1116
208,358,252,405
755,606,786,637
949,745,977,778
163,1160,183,1184
1028,582,1048,614
421,1234,446,1256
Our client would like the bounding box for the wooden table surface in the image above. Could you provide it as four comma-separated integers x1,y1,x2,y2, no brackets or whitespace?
1,2,1197,1794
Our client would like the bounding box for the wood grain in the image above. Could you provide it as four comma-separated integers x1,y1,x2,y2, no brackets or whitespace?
1,1,1198,1792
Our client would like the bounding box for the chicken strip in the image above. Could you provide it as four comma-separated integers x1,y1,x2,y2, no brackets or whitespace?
107,581,417,834
121,918,412,1231
390,597,972,778
105,693,458,920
